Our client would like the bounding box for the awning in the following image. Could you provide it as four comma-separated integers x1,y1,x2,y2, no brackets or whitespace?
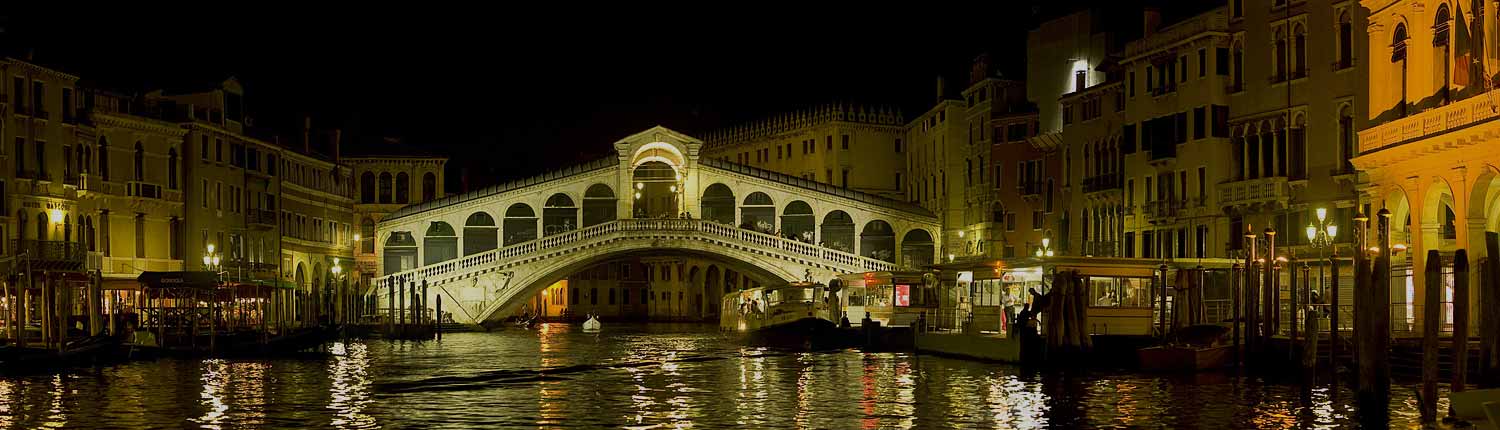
136,271,219,290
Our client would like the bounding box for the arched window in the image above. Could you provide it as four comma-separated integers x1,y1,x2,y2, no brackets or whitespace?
1292,24,1307,79
422,172,437,202
422,221,458,265
900,229,935,269
1434,5,1452,103
360,217,375,254
582,184,617,227
780,201,814,242
395,172,410,204
859,220,895,262
1393,23,1409,116
98,136,110,181
1274,28,1288,81
360,172,376,203
1337,11,1353,69
134,142,144,181
820,210,855,253
383,232,418,275
542,193,577,236
378,172,392,204
739,192,775,232
1339,105,1355,173
167,148,178,189
700,183,735,225
463,212,498,255
503,203,538,246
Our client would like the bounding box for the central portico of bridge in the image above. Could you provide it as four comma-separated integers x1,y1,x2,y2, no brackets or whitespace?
373,126,942,326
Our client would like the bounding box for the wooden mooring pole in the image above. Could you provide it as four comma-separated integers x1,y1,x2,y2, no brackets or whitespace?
1303,263,1317,375
436,295,443,341
1233,262,1242,368
1421,250,1442,421
1484,233,1500,388
1357,209,1392,421
1450,249,1470,418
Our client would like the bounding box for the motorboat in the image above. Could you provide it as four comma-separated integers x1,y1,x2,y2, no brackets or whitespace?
720,281,837,343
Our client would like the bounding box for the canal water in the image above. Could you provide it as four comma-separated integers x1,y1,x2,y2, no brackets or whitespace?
0,323,1443,429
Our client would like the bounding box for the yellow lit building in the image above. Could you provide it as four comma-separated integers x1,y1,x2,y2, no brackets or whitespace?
701,103,907,200
1356,0,1491,332
346,140,447,291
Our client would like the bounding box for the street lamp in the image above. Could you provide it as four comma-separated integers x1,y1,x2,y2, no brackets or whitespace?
202,244,222,272
1305,207,1339,298
1034,237,1054,257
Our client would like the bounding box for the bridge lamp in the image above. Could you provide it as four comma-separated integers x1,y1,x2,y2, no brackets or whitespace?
49,208,64,223
636,182,644,190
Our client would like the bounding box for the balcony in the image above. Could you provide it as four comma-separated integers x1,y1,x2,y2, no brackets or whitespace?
222,260,279,281
1017,181,1043,197
128,181,163,199
13,240,86,270
248,209,278,229
1358,87,1500,156
1142,199,1186,222
1217,176,1290,212
16,170,51,182
1082,173,1123,193
1083,241,1119,257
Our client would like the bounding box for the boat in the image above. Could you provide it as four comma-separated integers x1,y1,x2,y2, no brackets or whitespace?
1449,388,1500,429
720,281,838,346
582,314,601,332
1137,325,1233,371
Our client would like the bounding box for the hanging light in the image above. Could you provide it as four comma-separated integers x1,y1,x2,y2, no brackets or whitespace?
1316,207,1328,223
636,182,644,190
1305,223,1318,242
1326,224,1338,239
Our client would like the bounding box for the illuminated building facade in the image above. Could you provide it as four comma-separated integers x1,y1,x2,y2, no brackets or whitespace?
1356,0,1490,332
346,142,447,291
701,103,907,200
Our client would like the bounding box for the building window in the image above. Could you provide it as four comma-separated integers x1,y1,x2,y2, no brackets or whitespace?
1292,24,1307,79
135,213,146,258
1337,11,1353,69
841,169,850,188
168,148,178,189
379,173,393,203
215,139,223,163
1198,49,1207,77
396,172,410,204
894,138,902,153
1233,41,1245,90
200,136,209,161
841,135,850,150
1196,225,1209,258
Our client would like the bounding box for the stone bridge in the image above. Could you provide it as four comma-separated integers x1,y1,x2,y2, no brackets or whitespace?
373,126,941,326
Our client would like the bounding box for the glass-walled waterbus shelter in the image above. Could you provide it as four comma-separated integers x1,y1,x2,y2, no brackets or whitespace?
934,257,1237,337
834,271,936,327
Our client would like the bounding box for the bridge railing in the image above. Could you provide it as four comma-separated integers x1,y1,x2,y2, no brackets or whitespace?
374,218,898,291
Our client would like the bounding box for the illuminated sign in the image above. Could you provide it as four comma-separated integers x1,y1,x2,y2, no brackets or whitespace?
894,284,911,307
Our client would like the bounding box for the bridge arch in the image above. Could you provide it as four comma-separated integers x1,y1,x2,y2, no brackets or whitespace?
582,184,617,227
860,220,895,262
463,212,498,256
383,231,418,275
503,203,538,246
423,221,459,265
900,229,936,268
741,192,775,233
543,193,578,236
821,210,855,253
781,200,815,242
701,183,736,225
472,237,803,326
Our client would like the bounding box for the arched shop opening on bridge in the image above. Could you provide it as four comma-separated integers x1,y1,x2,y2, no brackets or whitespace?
633,161,681,218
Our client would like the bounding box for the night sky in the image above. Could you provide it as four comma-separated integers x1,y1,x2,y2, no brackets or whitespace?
1,2,1211,193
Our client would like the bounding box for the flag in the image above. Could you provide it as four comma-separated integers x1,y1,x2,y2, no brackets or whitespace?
1454,2,1473,87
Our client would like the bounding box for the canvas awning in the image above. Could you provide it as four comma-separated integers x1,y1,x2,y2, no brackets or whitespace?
136,271,219,290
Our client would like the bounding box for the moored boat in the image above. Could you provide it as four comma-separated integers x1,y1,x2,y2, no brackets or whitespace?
720,281,837,345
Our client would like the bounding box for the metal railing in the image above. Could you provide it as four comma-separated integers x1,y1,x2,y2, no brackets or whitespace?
12,240,86,264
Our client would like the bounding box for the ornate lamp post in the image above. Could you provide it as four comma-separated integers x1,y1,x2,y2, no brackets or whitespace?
202,244,222,274
1306,207,1339,349
1034,237,1054,258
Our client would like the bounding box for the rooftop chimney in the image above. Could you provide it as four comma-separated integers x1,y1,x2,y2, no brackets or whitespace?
1143,7,1162,36
936,76,947,103
332,128,342,162
302,116,312,154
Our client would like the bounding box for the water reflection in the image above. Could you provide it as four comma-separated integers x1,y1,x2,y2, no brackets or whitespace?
0,324,1445,428
327,342,376,429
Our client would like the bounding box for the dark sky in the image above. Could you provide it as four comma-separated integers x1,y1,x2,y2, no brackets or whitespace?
0,3,1207,193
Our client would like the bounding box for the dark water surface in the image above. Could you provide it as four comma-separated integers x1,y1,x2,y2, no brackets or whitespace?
0,323,1443,429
